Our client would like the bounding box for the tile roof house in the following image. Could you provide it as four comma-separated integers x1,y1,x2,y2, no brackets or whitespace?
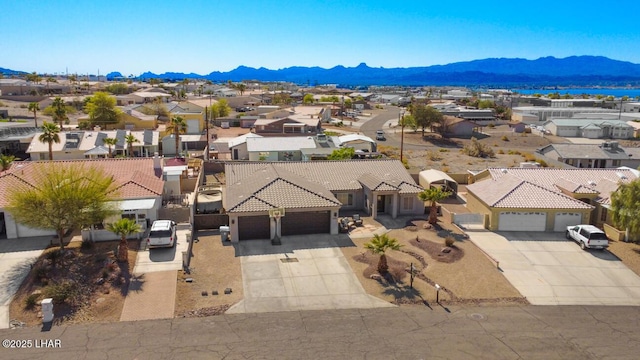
536,142,640,169
544,118,635,139
466,167,637,232
224,160,424,241
0,158,164,240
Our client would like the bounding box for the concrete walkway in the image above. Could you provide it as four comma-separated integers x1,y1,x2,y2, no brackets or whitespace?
227,235,394,314
467,230,640,305
120,224,190,322
0,237,50,329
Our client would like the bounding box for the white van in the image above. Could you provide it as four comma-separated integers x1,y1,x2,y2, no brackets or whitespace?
147,220,177,248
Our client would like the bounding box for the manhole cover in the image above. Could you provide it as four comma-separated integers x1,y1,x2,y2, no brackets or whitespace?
280,258,299,263
469,313,486,321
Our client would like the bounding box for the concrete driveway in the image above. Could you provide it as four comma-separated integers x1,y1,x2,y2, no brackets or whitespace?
227,234,394,314
467,230,640,305
132,223,190,274
0,237,50,329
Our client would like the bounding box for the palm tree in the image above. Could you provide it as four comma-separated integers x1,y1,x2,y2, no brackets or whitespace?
51,97,67,129
364,234,402,275
28,102,40,128
45,76,56,94
124,133,139,157
167,116,187,157
107,218,142,263
38,122,61,160
0,154,17,172
236,83,246,96
418,187,452,225
102,137,118,158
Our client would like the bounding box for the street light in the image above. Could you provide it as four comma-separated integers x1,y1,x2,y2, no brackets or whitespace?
399,108,406,162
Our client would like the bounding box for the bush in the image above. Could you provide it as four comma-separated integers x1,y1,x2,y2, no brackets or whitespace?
501,135,509,141
43,281,77,304
497,149,505,154
426,151,442,161
536,159,548,167
80,240,94,250
438,148,449,153
487,123,495,128
25,294,40,309
462,137,495,158
445,236,455,247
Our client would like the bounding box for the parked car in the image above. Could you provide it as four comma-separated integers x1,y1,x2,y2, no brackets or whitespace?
376,130,386,141
566,224,609,250
147,220,177,248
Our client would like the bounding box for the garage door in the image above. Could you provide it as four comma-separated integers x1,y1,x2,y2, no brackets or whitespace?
281,211,330,236
238,215,270,240
553,212,582,232
498,212,546,232
186,119,200,134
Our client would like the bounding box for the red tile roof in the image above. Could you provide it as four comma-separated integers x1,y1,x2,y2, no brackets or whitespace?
0,158,163,207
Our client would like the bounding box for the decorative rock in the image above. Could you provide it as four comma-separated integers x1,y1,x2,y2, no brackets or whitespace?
370,274,382,280
224,288,232,294
212,290,219,295
441,247,452,253
96,298,105,304
201,291,208,296
423,224,432,229
185,278,193,283
95,278,105,285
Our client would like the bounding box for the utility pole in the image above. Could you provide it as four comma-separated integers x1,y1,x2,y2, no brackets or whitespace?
399,108,405,162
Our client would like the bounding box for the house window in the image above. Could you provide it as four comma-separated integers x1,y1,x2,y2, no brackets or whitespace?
600,208,608,222
613,160,621,167
336,193,353,206
402,196,413,210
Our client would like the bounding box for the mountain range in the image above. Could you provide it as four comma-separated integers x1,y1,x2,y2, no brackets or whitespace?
4,56,640,87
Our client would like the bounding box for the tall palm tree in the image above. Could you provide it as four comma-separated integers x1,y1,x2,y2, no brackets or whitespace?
167,116,187,157
124,133,139,157
28,102,40,128
106,218,142,263
0,154,17,172
102,137,118,158
364,234,402,274
418,187,452,225
38,122,61,160
51,97,67,130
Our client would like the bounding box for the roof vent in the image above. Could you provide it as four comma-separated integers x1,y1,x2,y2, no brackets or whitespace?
616,172,627,180
588,180,596,186
501,169,508,174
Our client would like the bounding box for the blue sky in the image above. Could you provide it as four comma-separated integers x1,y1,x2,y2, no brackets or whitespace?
3,0,640,76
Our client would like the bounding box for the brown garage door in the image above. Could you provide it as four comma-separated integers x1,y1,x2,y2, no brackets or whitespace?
281,211,330,236
238,215,270,240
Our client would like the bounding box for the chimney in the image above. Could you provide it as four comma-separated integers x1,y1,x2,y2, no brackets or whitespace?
153,152,162,171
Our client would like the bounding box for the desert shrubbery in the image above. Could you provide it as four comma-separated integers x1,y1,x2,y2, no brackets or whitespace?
462,137,495,158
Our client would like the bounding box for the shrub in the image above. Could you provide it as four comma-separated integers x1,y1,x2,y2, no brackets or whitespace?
401,157,409,169
442,166,450,172
389,265,407,282
497,149,505,154
501,135,509,141
438,148,449,153
536,159,548,167
25,293,40,309
462,137,495,158
80,240,94,250
521,152,536,162
445,236,455,247
43,281,77,304
487,123,495,128
426,150,442,161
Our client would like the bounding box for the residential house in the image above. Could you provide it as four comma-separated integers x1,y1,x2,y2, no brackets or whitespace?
466,167,637,232
536,142,640,169
0,158,164,240
225,160,424,241
544,118,635,139
26,129,160,160
115,88,172,105
253,115,322,135
246,136,317,161
442,117,477,137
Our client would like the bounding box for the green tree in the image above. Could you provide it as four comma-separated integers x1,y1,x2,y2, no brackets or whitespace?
303,94,314,104
125,133,139,157
167,116,187,156
412,104,443,136
107,218,142,263
45,76,56,93
6,164,119,250
418,187,452,224
26,71,40,84
236,83,246,96
327,147,355,160
364,234,402,274
51,97,68,129
400,114,417,132
149,78,161,87
102,137,117,158
344,98,353,109
610,180,640,241
0,154,16,172
28,102,40,128
85,92,121,130
210,99,231,125
38,122,61,160
105,83,129,95
141,97,170,121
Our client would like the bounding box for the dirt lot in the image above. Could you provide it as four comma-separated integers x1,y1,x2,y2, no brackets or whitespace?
10,238,140,327
341,219,526,306
174,231,243,317
607,240,640,277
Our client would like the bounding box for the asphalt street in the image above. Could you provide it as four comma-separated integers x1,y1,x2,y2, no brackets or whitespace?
360,106,430,152
1,305,639,359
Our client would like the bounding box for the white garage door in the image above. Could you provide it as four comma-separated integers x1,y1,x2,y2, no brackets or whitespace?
553,212,582,232
498,211,546,231
186,119,200,134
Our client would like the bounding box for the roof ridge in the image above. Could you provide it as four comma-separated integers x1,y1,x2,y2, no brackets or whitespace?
230,195,276,212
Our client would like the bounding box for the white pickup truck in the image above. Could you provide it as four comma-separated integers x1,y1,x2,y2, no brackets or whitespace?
565,225,609,250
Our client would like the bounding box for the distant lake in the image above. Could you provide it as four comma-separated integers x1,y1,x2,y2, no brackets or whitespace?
512,88,640,98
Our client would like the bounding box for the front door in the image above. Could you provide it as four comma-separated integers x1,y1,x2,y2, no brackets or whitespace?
377,195,385,213
233,149,239,160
